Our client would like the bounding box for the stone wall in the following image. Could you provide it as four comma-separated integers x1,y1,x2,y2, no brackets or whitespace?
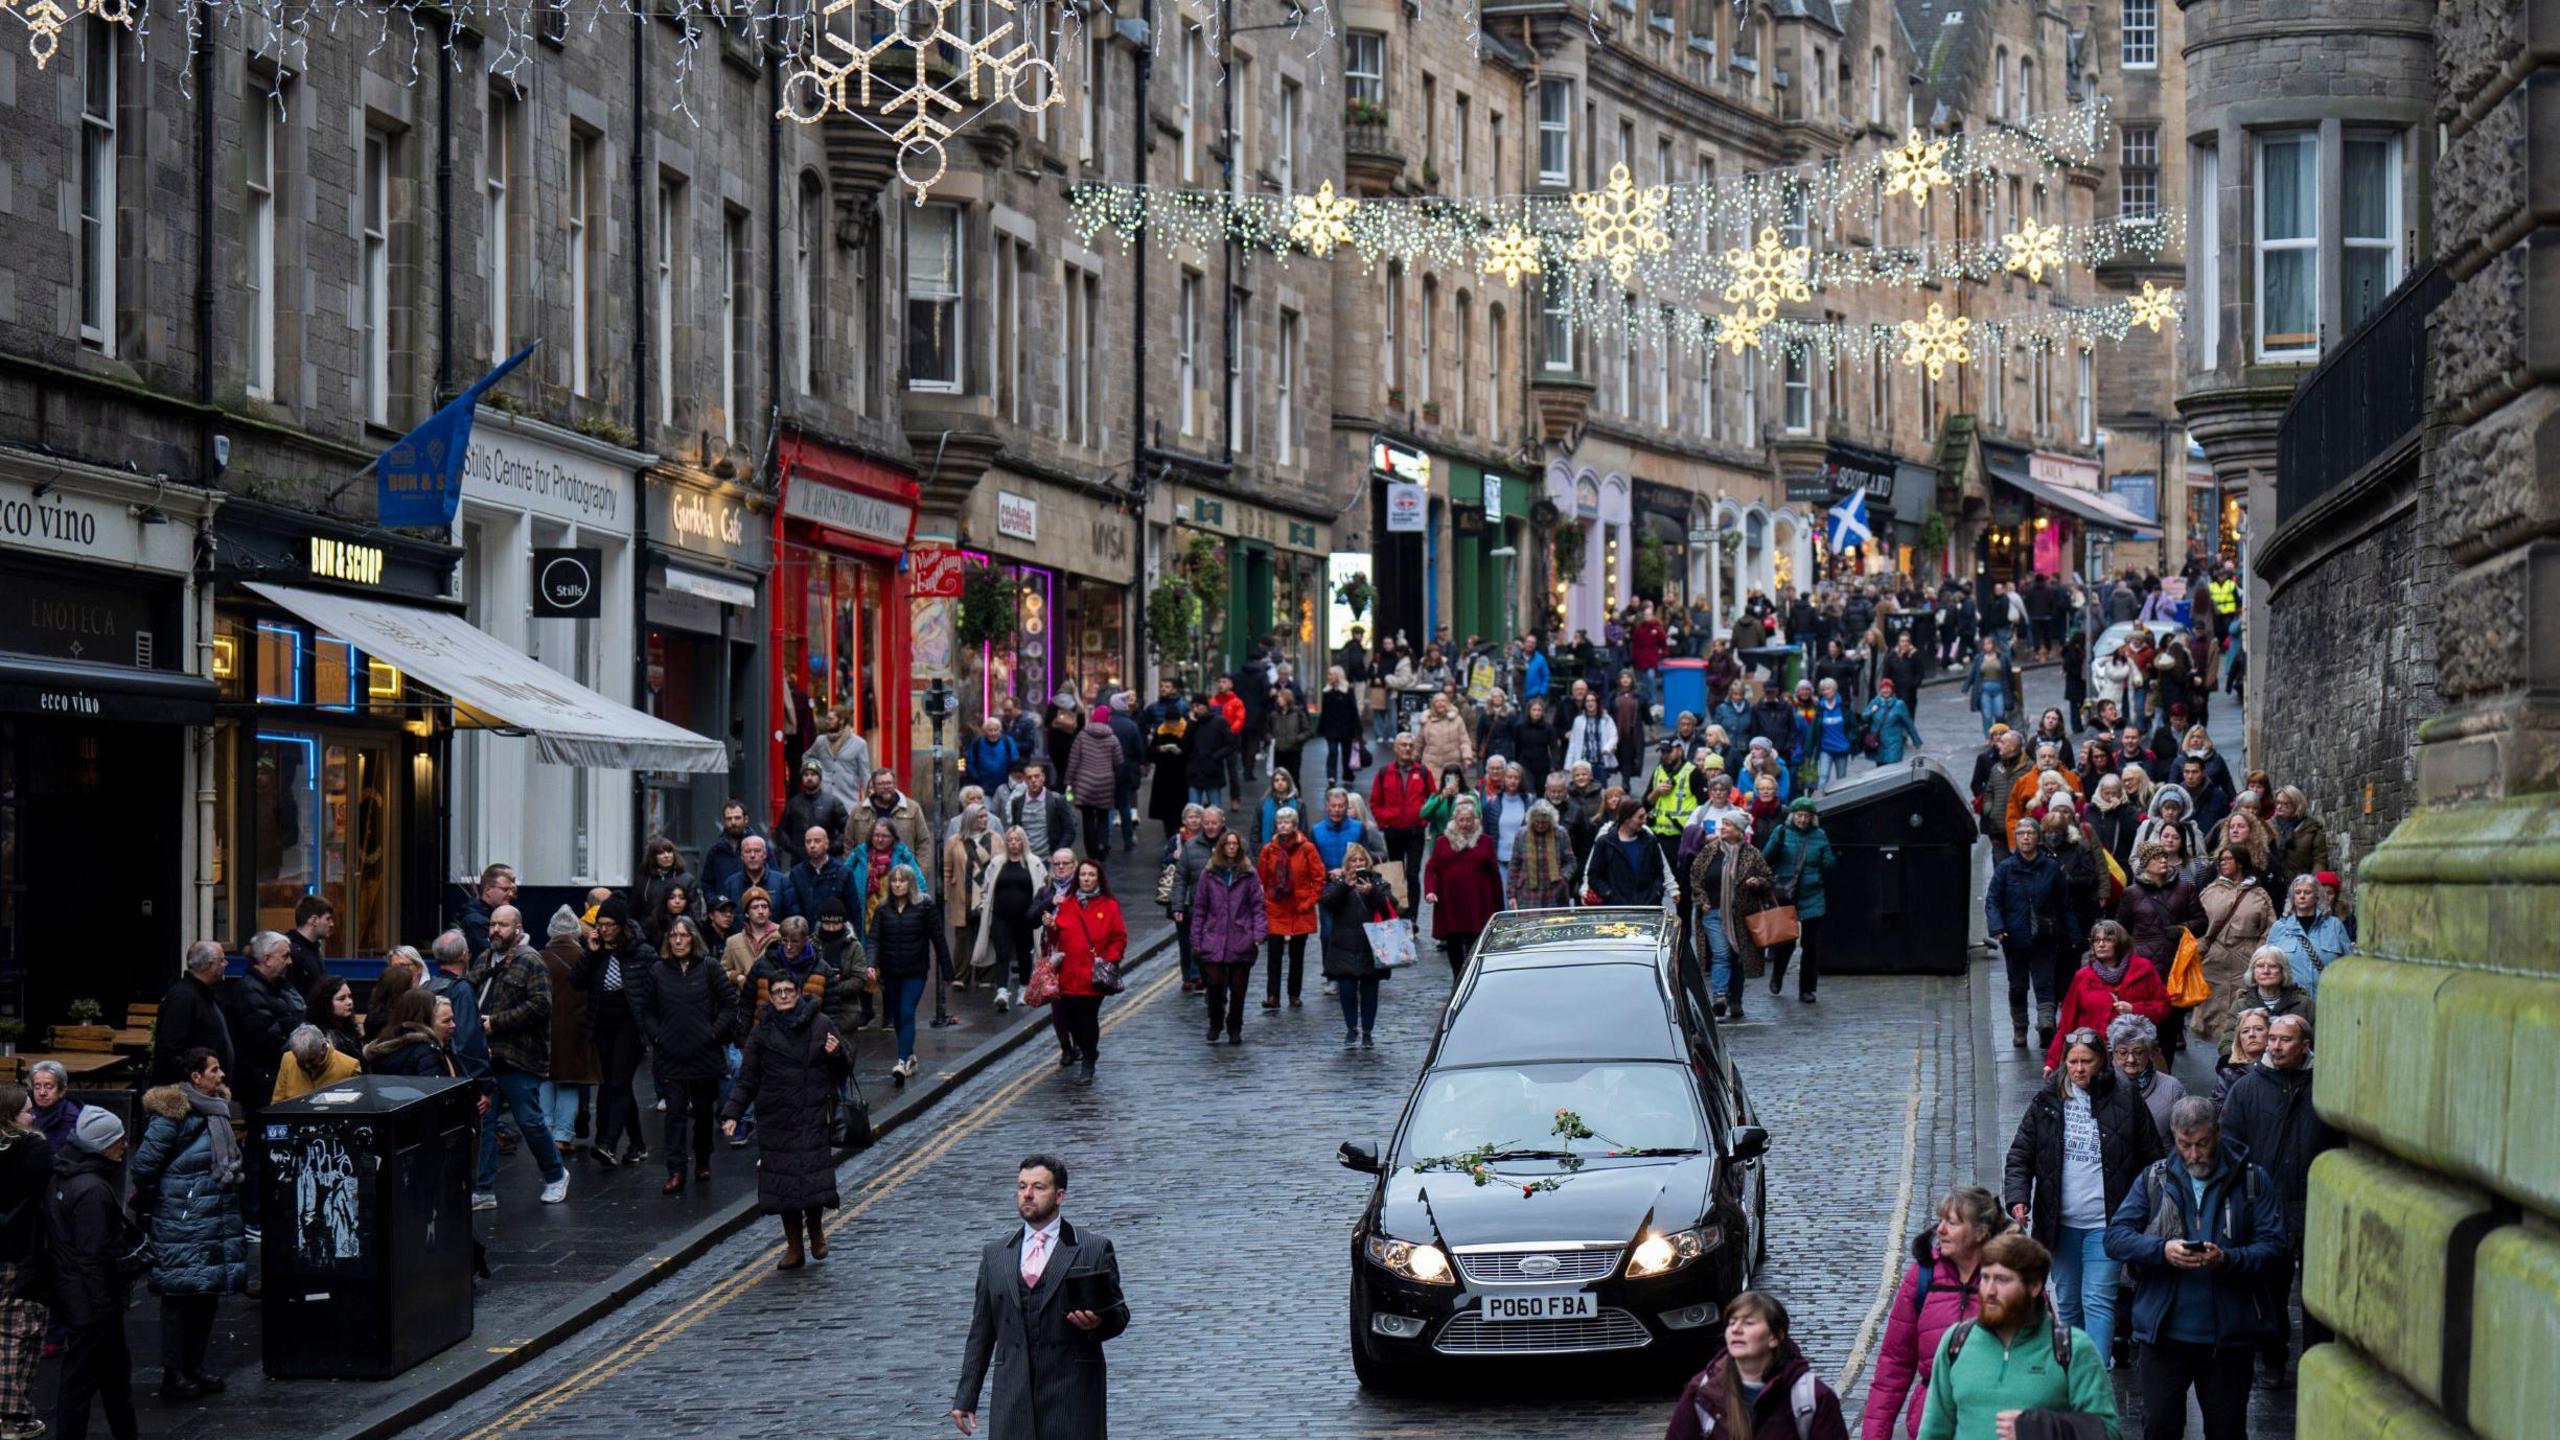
2257,459,2443,874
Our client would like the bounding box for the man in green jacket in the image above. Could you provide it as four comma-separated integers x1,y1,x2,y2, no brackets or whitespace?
1918,1232,2121,1440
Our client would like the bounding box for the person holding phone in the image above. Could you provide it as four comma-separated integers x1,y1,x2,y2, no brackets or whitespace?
2103,1097,2286,1440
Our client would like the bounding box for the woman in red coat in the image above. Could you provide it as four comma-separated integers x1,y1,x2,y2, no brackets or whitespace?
1256,808,1325,1009
1422,797,1505,983
1047,858,1126,1087
2043,918,2168,1072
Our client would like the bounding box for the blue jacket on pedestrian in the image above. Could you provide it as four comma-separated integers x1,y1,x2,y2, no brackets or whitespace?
1984,849,2082,952
719,862,798,920
1711,698,1754,744
784,857,858,924
1816,695,1854,755
2103,1140,2288,1346
845,843,927,917
1861,695,1922,763
1523,649,1551,704
963,734,1017,794
2266,912,2352,997
1309,815,1364,871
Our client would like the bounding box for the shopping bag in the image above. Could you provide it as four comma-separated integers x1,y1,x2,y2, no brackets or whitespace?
1022,949,1063,1007
1743,904,1800,950
2166,930,2210,1008
1364,920,1419,969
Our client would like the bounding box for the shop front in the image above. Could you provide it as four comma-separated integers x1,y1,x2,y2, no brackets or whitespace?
1366,436,1433,651
1801,443,1900,583
1630,479,1692,608
453,411,641,890
213,501,723,969
1178,489,1331,681
644,471,772,857
771,434,918,819
1979,443,2161,585
1543,461,1630,640
1446,464,1530,648
0,459,217,1024
959,477,1136,721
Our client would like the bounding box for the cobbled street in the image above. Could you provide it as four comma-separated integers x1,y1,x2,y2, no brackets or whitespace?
401,666,2253,1440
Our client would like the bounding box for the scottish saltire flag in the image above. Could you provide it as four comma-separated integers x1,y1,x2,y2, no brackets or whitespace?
1826,490,1873,552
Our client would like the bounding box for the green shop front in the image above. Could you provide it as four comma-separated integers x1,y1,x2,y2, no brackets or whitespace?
1443,463,1530,648
1176,491,1331,682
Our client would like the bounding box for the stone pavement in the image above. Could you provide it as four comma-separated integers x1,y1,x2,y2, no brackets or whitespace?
65,820,1192,1440
399,887,1978,1440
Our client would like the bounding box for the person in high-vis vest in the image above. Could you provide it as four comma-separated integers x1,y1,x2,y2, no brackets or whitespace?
1649,738,1706,839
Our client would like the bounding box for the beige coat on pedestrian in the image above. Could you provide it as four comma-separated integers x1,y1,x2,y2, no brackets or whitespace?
2194,875,2276,1046
1416,709,1475,775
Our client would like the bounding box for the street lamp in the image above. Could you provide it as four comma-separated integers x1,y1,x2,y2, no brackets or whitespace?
921,677,961,1028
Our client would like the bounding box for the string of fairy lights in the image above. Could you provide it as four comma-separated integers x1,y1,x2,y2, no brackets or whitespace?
1070,97,2182,370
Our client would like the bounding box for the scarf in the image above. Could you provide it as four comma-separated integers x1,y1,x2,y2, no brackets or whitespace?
1076,882,1100,900
1267,837,1301,901
187,1088,245,1190
30,1099,80,1153
2091,949,2132,987
1516,824,1566,894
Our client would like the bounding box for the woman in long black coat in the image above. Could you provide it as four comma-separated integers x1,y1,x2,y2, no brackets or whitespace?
1145,712,1191,838
723,970,852,1272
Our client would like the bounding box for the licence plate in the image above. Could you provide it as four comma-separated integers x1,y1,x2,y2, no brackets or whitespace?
1480,1290,1598,1322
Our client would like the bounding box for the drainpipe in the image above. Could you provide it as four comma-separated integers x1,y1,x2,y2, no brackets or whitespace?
193,3,219,939
631,14,652,861
1130,2,1153,690
436,22,455,401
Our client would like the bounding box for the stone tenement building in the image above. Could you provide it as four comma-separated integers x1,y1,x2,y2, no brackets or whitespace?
2190,2,2560,1438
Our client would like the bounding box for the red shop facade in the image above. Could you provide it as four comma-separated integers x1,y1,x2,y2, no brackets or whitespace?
769,434,919,821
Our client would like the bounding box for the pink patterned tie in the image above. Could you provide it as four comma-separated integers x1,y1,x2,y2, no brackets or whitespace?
1021,1231,1046,1288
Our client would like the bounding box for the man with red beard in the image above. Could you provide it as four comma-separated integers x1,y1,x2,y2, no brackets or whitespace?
1916,1232,2121,1440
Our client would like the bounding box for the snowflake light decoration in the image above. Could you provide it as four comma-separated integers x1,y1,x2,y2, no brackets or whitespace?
1568,163,1672,284
1719,226,1812,335
1899,303,1973,379
2127,280,2180,333
1882,132,1953,209
1713,304,1768,354
1288,180,1358,258
778,0,1062,200
2001,217,2066,283
1481,226,1544,286
10,0,130,69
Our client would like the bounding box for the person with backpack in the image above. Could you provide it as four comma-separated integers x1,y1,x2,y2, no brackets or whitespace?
1663,1289,1848,1440
1863,1189,2005,1440
2103,1097,2287,1440
1915,1232,2121,1440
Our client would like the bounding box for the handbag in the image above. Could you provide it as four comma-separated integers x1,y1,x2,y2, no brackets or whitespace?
1744,904,1800,949
1364,919,1418,968
1770,834,1813,908
1022,948,1063,1007
2168,887,2243,1009
1059,900,1125,994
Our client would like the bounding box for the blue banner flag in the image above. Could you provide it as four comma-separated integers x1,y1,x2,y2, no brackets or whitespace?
374,341,540,528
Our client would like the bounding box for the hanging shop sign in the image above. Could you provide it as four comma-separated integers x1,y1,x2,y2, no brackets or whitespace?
1784,472,1833,504
910,545,966,599
1483,472,1506,524
1384,483,1427,533
531,548,604,619
995,490,1039,543
1371,438,1431,485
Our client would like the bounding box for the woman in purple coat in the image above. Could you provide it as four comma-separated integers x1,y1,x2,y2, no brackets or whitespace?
1187,830,1268,1045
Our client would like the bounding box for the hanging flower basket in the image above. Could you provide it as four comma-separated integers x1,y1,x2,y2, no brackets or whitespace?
956,563,1020,651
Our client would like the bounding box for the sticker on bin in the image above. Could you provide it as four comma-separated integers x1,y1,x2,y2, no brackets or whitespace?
313,1091,363,1104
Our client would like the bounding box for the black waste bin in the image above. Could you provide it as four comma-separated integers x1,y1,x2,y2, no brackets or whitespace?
258,1075,479,1379
1809,758,1977,975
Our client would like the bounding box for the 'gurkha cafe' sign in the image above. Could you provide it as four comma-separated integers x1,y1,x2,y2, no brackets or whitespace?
647,478,769,571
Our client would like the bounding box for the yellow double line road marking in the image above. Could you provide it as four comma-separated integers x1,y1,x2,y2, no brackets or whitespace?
457,962,1184,1440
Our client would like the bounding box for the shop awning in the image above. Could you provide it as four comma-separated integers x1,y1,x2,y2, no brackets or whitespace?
1983,453,2162,542
246,582,729,772
0,654,217,726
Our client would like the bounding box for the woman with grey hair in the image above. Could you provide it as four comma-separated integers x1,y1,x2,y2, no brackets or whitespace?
274,1023,361,1103
1505,800,1576,909
26,1060,81,1153
2105,1011,2187,1146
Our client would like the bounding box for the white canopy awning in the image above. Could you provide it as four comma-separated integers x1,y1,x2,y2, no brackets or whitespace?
247,582,729,773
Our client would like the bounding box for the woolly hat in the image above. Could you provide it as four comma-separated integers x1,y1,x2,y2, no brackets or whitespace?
596,895,635,926
71,1107,125,1153
546,904,584,940
1788,797,1819,814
